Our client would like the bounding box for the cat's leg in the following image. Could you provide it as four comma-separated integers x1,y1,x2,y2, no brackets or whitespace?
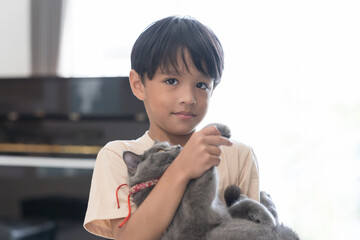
224,185,276,226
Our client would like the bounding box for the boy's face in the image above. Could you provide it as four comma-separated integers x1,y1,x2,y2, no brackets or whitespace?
140,55,214,141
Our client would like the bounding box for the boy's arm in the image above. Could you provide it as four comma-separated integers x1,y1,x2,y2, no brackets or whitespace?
110,160,188,240
110,126,232,240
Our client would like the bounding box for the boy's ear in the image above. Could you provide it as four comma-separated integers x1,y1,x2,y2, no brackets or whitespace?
129,69,145,101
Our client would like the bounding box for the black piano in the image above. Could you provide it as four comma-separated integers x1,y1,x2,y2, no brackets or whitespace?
0,76,149,240
0,76,149,158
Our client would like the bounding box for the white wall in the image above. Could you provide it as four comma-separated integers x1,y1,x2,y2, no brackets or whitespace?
0,0,30,77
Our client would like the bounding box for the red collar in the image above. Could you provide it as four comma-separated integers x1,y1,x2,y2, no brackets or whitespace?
129,178,160,195
116,178,160,228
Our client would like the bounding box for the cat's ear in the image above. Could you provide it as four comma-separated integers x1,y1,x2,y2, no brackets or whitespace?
123,151,141,176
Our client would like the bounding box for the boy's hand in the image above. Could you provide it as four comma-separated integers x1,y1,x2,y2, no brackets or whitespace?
173,125,233,180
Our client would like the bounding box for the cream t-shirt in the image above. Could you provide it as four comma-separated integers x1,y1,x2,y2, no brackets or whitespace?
84,131,259,239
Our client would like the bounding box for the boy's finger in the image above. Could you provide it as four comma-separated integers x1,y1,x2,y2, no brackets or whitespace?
206,135,233,147
201,125,221,136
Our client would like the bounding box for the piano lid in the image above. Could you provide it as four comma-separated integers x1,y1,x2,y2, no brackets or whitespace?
0,76,146,118
0,76,149,158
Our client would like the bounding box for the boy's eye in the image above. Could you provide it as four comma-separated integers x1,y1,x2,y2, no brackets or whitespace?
165,78,179,85
196,82,209,89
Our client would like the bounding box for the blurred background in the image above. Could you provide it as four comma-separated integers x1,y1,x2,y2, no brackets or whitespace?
0,0,359,239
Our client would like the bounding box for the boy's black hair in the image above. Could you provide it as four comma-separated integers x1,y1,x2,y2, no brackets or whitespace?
131,16,224,87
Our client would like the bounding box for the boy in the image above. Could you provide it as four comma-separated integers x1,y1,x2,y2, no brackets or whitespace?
84,16,259,240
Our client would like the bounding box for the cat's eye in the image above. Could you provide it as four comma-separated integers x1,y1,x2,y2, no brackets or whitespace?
158,149,165,153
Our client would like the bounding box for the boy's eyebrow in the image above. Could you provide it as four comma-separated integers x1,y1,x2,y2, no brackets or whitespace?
159,65,210,77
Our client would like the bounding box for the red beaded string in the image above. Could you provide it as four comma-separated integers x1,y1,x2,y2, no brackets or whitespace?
115,178,160,228
115,184,131,228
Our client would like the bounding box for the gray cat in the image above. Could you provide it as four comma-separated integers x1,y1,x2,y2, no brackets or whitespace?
123,124,299,240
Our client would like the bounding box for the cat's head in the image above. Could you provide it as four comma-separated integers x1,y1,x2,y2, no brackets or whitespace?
123,141,182,187
123,141,182,206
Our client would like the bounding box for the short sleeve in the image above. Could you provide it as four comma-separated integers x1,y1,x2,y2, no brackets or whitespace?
217,141,260,203
84,147,137,239
238,146,260,201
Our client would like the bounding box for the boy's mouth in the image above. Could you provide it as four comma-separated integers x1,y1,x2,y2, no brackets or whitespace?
172,111,196,120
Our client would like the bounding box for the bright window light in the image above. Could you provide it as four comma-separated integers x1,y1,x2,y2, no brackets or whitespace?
58,1,360,239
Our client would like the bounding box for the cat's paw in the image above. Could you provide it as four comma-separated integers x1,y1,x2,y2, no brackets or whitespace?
260,191,279,225
229,198,276,226
207,123,231,138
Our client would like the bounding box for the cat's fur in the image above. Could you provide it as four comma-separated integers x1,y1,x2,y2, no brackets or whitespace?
123,124,299,240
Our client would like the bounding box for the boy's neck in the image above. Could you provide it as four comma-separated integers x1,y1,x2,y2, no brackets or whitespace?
148,129,194,147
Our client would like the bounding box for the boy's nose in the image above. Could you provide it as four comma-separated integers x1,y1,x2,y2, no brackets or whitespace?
179,86,196,105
